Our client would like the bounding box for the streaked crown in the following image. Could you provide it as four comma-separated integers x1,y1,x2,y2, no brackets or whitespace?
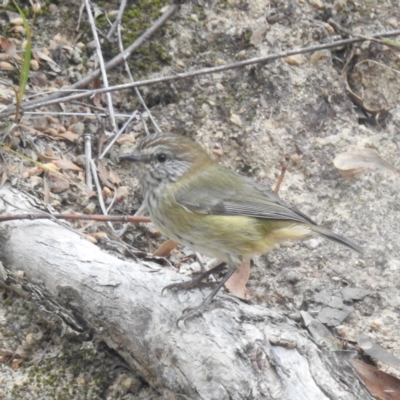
120,133,212,189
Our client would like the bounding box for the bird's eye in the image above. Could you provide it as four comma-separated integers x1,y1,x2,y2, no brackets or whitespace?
157,153,167,163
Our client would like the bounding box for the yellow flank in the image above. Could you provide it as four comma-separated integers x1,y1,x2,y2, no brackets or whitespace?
155,192,311,263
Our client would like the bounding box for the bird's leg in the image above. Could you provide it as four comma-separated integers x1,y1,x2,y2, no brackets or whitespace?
162,262,227,294
177,266,237,325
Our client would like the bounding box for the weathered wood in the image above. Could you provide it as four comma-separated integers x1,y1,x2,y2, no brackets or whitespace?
0,186,371,399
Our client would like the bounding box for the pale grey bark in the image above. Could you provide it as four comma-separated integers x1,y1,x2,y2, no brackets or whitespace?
0,186,371,400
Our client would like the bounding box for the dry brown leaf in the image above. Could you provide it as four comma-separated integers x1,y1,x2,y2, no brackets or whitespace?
92,77,103,108
225,260,251,300
250,26,267,46
115,186,129,201
351,359,400,400
1,171,8,187
45,173,69,194
37,153,57,162
0,61,14,70
57,125,66,133
44,127,59,136
0,37,15,52
35,50,54,63
153,239,179,257
30,59,39,70
87,232,109,239
19,124,42,135
116,134,136,144
11,358,23,371
10,17,23,26
43,178,51,204
102,186,112,199
22,167,44,178
53,159,83,171
83,235,97,244
97,161,121,188
57,131,80,142
11,26,25,34
40,163,60,173
97,161,113,188
108,169,122,186
45,146,56,158
35,50,61,73
333,149,399,180
49,34,73,50
0,41,7,52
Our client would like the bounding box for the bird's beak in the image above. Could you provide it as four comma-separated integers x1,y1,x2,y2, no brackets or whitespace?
118,153,147,163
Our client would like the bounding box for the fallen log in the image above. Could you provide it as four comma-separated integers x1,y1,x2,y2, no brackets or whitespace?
0,185,372,399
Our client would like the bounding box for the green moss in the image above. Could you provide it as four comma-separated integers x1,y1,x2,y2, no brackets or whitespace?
3,298,12,306
82,0,171,73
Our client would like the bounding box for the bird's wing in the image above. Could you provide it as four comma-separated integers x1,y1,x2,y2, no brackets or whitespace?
174,166,316,226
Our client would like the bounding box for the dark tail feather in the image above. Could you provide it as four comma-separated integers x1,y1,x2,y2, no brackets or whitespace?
312,226,363,254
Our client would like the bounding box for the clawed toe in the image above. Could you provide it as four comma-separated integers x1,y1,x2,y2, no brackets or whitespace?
177,301,211,326
162,281,216,295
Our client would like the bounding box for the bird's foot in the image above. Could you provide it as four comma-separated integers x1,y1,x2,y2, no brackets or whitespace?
162,278,215,295
161,262,226,295
176,298,226,326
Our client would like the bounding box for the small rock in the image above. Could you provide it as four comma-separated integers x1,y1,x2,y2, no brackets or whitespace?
230,113,242,126
235,50,246,59
83,202,96,214
30,176,43,188
310,0,324,9
215,58,227,65
284,55,306,66
388,17,398,28
310,50,330,64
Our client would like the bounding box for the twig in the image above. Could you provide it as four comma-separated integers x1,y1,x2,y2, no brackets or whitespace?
106,0,127,40
0,213,151,223
90,159,107,215
140,111,150,136
99,110,138,159
84,0,117,133
23,111,133,118
353,2,400,18
117,24,161,133
84,133,93,189
329,19,400,51
273,156,290,194
106,188,118,214
0,3,180,118
2,28,399,117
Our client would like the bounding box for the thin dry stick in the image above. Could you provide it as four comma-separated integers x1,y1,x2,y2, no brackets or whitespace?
2,28,399,118
24,111,132,118
0,213,151,223
273,157,290,194
329,19,400,51
99,110,138,159
84,133,93,189
106,0,127,39
90,159,108,216
84,0,117,133
117,24,161,133
0,3,180,118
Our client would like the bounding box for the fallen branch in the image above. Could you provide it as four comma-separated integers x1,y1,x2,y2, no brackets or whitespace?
0,212,150,224
0,185,374,400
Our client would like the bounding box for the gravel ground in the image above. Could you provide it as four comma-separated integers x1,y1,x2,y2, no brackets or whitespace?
0,0,399,398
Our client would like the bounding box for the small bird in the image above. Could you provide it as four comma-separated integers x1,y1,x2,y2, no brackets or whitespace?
119,133,362,322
